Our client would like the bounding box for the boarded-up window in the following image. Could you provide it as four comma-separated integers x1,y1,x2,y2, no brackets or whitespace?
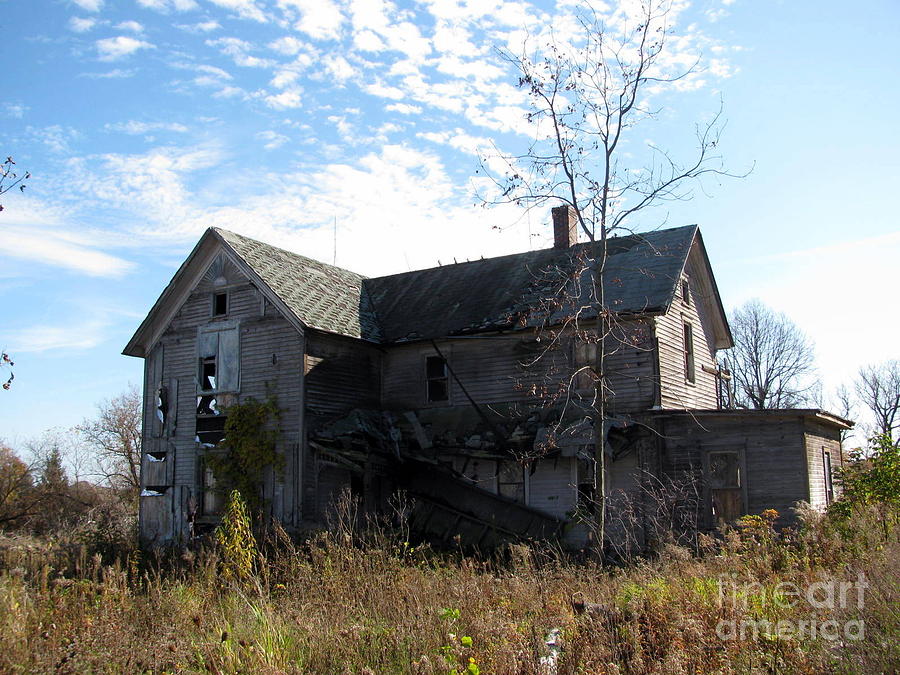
681,278,691,306
708,451,743,523
426,356,449,403
683,322,695,383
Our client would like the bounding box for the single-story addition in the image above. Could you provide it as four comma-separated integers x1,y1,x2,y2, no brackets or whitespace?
124,207,852,549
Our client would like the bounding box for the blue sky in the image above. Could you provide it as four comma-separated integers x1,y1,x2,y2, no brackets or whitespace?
1,0,898,444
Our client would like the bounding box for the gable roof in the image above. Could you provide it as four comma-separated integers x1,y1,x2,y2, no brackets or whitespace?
213,228,381,341
124,223,731,356
365,225,701,342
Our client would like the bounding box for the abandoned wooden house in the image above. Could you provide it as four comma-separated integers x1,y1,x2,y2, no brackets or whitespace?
124,207,851,548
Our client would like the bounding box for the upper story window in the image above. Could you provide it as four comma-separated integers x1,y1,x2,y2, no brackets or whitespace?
683,321,695,383
681,278,691,306
426,355,449,402
213,291,228,317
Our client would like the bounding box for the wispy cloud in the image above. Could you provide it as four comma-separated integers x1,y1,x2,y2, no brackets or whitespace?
71,0,104,12
96,36,154,61
114,20,144,33
206,0,268,22
256,130,290,150
69,16,97,32
105,120,189,134
7,318,114,354
1,225,134,278
137,0,199,11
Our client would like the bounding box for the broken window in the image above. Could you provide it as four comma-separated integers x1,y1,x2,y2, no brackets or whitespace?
426,355,449,402
683,322,695,383
577,456,596,510
196,415,227,446
498,461,525,503
197,323,240,393
213,291,228,317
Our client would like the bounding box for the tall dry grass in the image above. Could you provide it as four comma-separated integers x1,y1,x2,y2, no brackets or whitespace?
0,500,897,674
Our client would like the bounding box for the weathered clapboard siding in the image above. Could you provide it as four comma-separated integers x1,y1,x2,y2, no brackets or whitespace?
655,413,821,525
654,265,719,409
527,457,577,520
381,325,657,413
803,420,843,510
304,331,381,420
140,256,306,539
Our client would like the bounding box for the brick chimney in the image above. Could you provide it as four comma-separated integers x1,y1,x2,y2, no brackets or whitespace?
552,205,578,248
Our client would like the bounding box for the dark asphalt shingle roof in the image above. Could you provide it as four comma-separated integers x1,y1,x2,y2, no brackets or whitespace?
216,225,697,343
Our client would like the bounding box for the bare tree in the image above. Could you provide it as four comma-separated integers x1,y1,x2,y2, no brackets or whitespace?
481,0,740,551
855,360,900,442
0,444,37,528
78,386,142,494
725,299,816,409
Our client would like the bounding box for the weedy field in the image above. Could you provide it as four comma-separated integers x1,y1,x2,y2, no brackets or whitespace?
0,496,897,675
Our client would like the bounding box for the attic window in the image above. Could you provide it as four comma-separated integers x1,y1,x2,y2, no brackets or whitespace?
681,278,691,306
213,292,228,316
425,356,449,403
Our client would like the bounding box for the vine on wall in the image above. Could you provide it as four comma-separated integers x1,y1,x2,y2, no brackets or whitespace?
207,396,283,513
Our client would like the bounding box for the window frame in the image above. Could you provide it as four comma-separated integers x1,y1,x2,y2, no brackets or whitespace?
212,291,229,317
683,321,696,383
424,354,450,404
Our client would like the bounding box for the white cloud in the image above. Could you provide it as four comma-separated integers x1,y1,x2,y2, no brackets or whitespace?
206,37,275,67
364,82,405,100
29,125,79,154
4,103,28,118
206,0,268,22
114,20,144,33
257,130,290,150
263,88,303,109
277,0,344,40
137,0,199,10
79,68,135,79
385,102,421,115
71,0,103,12
322,54,355,82
269,36,308,55
1,225,133,279
7,318,114,353
69,16,97,32
176,20,221,32
105,121,189,134
96,36,154,61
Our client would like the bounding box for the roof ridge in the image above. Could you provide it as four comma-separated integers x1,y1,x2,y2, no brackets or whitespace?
212,227,369,281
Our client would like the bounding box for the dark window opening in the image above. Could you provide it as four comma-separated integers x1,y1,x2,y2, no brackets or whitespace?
213,292,228,316
683,322,695,383
196,415,227,446
147,451,167,462
141,486,168,497
682,278,691,305
197,394,219,416
577,457,596,510
156,386,168,425
350,472,364,498
200,356,217,391
426,355,449,402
